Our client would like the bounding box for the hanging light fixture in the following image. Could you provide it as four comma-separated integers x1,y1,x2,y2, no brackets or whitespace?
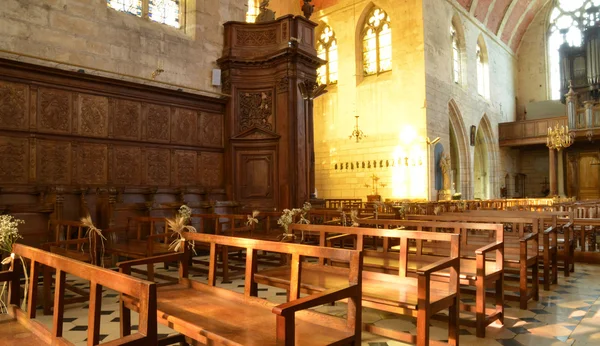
349,115,366,143
546,123,573,151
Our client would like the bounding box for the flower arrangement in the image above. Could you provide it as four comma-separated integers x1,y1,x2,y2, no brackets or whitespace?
0,214,27,313
349,209,359,227
167,205,197,254
277,202,311,241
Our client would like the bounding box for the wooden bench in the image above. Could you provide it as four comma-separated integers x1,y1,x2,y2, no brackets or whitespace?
407,214,542,308
0,244,157,345
104,216,174,281
289,221,502,338
254,227,461,346
118,233,363,346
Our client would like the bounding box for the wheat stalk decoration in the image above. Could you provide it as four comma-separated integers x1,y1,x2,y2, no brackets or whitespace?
167,206,197,254
80,214,107,267
246,210,260,226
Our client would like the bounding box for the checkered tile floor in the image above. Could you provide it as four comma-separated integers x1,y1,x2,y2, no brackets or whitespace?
32,259,600,346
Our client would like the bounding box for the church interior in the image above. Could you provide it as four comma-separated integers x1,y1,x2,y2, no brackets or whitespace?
1,0,600,345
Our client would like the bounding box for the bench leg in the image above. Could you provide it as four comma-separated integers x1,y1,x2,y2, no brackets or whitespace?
120,295,131,337
448,296,459,346
416,308,430,346
476,278,485,338
552,250,558,285
519,264,527,310
496,275,505,325
222,246,230,283
542,252,550,291
43,266,53,315
147,263,155,282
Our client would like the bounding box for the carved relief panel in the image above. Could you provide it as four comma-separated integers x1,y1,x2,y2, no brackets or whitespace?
171,108,198,145
0,136,28,184
111,99,141,140
143,103,170,143
173,150,197,186
0,81,28,130
237,90,274,133
235,28,277,46
38,88,71,134
235,149,277,208
198,113,223,148
37,139,71,185
76,143,108,185
199,152,223,188
77,94,108,138
144,148,170,186
112,145,142,185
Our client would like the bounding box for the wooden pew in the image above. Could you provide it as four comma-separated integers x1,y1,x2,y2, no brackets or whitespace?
290,221,501,338
118,233,363,346
104,216,174,281
0,244,157,345
407,214,541,309
254,226,461,346
452,210,575,276
42,220,95,315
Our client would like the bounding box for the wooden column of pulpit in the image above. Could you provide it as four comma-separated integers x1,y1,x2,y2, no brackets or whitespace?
218,15,324,211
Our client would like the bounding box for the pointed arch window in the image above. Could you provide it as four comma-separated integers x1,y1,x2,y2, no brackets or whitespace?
317,26,339,85
362,7,392,76
107,0,182,28
246,0,260,23
476,41,489,98
451,25,461,84
547,0,591,100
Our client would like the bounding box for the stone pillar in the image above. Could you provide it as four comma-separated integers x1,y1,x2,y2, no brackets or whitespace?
549,148,557,196
557,150,566,197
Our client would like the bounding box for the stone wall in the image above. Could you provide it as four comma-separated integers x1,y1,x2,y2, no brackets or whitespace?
313,0,428,201
0,0,245,94
422,0,518,200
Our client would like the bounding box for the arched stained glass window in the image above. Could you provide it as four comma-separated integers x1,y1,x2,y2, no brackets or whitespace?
317,26,339,85
548,0,598,100
362,7,392,76
476,38,489,98
107,0,181,28
451,25,461,84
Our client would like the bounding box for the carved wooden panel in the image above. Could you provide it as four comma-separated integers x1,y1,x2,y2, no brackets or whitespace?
238,91,274,133
37,139,71,185
77,143,108,184
38,88,71,134
112,146,142,185
78,94,108,137
144,104,170,143
112,99,141,140
199,152,223,187
171,108,198,145
0,81,28,130
198,113,223,148
578,153,600,200
144,148,170,186
236,28,277,46
173,150,197,186
235,150,276,208
0,136,28,184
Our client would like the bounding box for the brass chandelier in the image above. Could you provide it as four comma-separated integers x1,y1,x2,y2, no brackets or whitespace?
349,115,366,143
546,123,573,151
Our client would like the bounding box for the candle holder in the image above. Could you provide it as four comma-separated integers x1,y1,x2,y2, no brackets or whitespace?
546,123,573,151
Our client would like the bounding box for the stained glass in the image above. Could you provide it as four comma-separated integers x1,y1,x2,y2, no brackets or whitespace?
548,0,600,99
107,0,142,17
317,26,339,85
149,0,180,28
362,8,391,76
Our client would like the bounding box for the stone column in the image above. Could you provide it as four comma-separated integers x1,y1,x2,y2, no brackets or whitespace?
549,148,557,196
557,150,566,197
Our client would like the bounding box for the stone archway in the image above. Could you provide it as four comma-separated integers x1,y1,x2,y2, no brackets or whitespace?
473,114,499,199
448,100,472,199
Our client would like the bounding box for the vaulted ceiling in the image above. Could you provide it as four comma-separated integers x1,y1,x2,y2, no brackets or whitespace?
303,0,551,52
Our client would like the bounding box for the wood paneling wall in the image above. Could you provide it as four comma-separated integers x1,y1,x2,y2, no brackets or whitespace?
0,58,227,246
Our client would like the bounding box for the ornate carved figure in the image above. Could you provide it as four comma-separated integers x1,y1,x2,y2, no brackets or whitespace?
256,0,275,23
302,0,314,20
440,151,451,190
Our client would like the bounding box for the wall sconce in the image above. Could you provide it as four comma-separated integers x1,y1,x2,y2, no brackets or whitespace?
349,116,366,143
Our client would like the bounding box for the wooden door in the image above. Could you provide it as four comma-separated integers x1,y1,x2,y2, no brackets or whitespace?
579,153,600,200
235,149,278,209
